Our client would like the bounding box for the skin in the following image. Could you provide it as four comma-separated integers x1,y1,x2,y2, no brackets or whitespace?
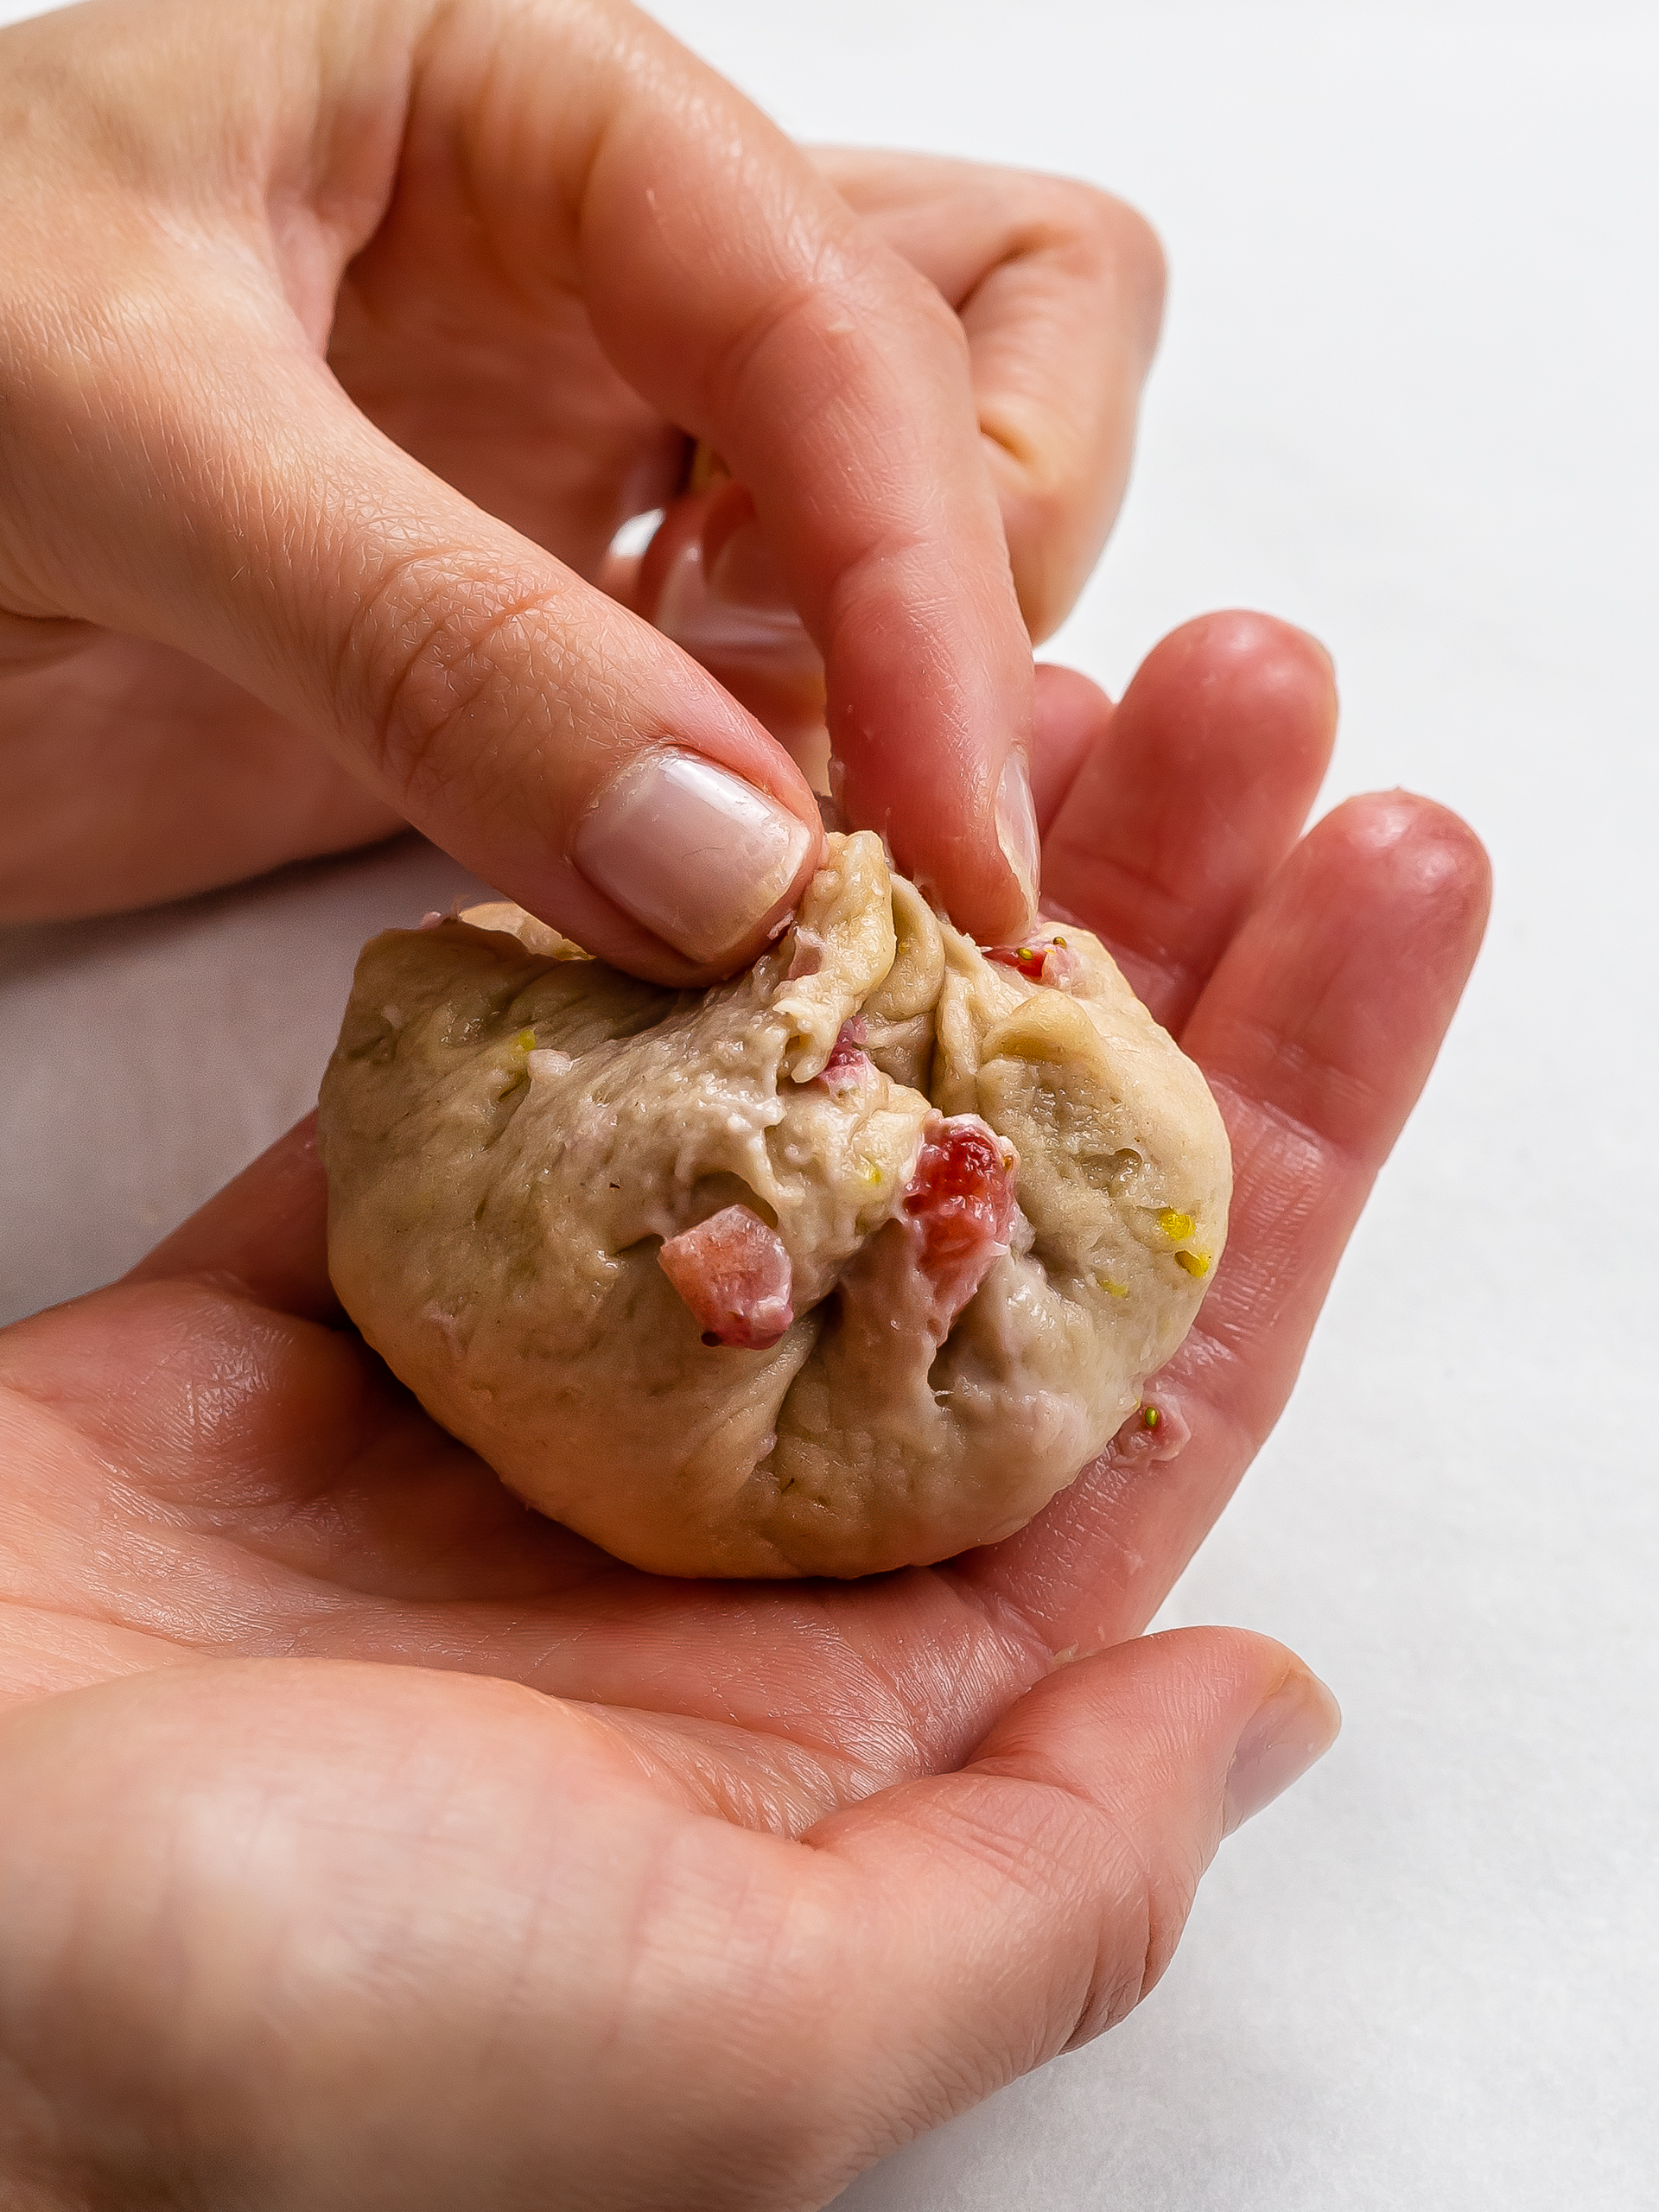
0,0,1164,969
0,4,1491,2198
0,613,1491,2209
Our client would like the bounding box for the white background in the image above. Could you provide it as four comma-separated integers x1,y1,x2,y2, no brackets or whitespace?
1,3,1655,2205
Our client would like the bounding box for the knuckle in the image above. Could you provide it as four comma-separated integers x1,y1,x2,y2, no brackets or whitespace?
343,556,556,810
1108,200,1170,343
924,1772,1196,2056
1024,176,1168,345
716,232,972,424
1063,1827,1204,2051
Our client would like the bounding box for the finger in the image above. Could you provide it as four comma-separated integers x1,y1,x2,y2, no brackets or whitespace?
4,321,823,982
125,1115,335,1321
1031,660,1114,831
960,791,1491,1651
811,1630,1338,2158
813,149,1167,641
565,38,1037,934
1040,611,1339,1031
624,480,841,801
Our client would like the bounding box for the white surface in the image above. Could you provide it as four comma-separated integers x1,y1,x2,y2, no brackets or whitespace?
1,1,1655,2205
0,836,486,1323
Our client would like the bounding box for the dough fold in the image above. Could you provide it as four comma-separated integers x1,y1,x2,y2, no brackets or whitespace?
318,833,1230,1577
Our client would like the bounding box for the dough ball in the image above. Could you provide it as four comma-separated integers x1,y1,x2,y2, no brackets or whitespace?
318,834,1230,1578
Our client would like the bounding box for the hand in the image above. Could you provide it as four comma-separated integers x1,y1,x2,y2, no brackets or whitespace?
0,0,1161,970
0,613,1489,2209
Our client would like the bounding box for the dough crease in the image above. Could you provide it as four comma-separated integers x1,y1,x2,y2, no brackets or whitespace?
318,834,1231,1578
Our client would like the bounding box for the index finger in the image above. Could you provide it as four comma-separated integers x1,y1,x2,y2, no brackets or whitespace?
561,12,1038,936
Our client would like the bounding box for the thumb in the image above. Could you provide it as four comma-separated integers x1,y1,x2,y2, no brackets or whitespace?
3,303,822,984
811,1629,1339,2152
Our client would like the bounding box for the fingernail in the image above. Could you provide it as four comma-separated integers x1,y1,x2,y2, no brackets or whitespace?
995,753,1041,921
572,748,814,967
1223,1666,1342,1836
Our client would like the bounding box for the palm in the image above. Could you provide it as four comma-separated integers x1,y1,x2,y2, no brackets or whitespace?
3,610,1490,1751
0,616,1485,2203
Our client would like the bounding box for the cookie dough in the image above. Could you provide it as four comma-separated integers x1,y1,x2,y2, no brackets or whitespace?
317,832,1230,1578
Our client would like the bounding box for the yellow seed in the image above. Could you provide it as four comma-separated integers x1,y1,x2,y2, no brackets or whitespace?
1101,1278,1130,1300
1174,1249,1211,1278
514,1028,537,1051
861,1160,885,1185
1158,1208,1196,1240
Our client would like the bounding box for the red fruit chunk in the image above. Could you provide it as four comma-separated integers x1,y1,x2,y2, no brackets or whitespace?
659,1205,794,1350
823,1015,867,1065
986,944,1049,981
903,1115,1019,1329
1107,1392,1192,1466
986,938,1080,988
816,1017,873,1094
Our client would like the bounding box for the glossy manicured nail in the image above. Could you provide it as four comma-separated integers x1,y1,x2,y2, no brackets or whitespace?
996,752,1041,920
1223,1666,1342,1835
573,749,814,966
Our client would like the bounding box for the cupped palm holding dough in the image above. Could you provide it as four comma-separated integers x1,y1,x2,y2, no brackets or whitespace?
319,833,1230,1576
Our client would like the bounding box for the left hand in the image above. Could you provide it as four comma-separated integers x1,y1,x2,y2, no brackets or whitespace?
0,613,1489,2208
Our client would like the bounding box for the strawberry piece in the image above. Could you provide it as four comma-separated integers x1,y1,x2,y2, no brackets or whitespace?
1108,1393,1192,1465
815,1017,872,1094
659,1206,794,1350
903,1115,1019,1329
986,939,1080,988
986,944,1050,981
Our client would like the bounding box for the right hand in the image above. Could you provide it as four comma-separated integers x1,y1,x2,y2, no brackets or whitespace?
0,0,1162,975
